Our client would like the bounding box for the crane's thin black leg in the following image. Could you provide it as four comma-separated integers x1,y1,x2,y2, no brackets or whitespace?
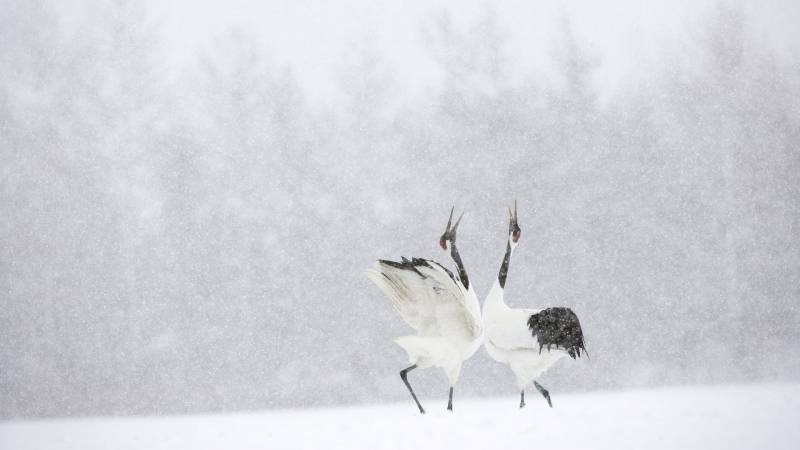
534,381,552,408
519,390,526,408
400,365,425,414
447,386,454,411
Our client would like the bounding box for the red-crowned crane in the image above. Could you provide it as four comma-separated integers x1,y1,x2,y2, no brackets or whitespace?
367,208,483,413
483,202,586,408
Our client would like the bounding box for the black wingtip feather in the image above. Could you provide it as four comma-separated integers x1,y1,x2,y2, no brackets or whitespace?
377,257,458,285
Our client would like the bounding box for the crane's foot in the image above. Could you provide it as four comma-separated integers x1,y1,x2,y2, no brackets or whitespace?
519,390,526,408
534,381,552,408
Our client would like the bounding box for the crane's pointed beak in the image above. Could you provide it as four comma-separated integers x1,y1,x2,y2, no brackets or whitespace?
509,201,521,243
452,212,464,234
441,206,456,250
445,206,454,232
441,206,463,250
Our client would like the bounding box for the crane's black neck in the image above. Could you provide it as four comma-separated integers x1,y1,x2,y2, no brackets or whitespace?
498,240,512,288
449,242,470,290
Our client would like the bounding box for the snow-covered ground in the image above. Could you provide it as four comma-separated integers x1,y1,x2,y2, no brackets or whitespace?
2,384,798,450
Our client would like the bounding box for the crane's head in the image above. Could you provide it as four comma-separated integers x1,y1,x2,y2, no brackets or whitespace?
508,200,521,248
439,206,463,251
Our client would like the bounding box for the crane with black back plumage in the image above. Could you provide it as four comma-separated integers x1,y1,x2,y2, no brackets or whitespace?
482,202,587,408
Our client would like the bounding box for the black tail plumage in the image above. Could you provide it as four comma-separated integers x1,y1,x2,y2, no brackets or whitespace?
527,307,587,359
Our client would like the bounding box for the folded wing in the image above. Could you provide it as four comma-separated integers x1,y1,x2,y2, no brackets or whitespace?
527,307,587,359
486,307,586,359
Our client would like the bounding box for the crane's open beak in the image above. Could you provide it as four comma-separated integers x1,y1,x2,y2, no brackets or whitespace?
441,206,464,249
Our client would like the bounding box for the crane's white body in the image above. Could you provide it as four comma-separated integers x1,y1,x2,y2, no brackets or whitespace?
368,259,483,385
483,280,570,389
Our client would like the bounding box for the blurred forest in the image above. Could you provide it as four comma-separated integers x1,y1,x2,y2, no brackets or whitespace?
1,0,799,418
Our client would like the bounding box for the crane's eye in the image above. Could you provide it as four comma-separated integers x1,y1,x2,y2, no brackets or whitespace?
512,229,521,243
439,237,447,250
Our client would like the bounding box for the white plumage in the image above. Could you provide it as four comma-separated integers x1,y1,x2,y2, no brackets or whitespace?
483,203,586,408
368,258,482,382
367,209,482,413
484,284,570,391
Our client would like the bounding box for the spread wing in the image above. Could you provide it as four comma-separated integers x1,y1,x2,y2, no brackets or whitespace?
367,257,482,341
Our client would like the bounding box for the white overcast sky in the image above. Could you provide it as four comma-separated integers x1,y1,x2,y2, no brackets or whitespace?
58,0,800,105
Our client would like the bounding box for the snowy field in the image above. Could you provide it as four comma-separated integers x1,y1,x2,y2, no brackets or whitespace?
2,383,798,450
